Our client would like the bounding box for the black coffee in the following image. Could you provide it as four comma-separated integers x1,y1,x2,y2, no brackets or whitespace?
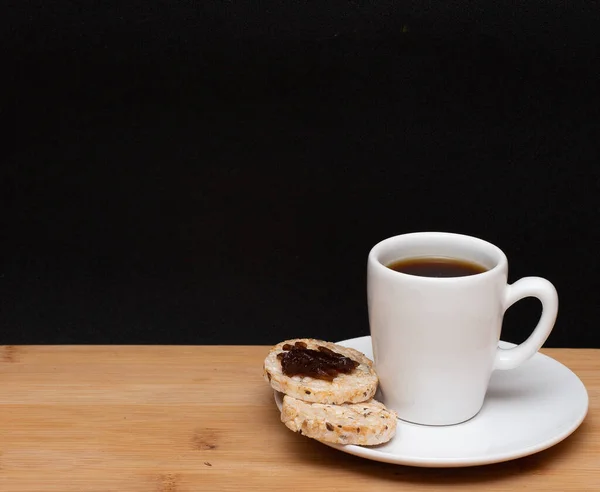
387,256,488,278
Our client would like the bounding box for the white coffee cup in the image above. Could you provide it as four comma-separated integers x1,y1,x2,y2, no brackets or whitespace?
367,232,559,426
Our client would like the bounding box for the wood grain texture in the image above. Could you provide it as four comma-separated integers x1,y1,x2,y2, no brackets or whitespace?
0,345,597,491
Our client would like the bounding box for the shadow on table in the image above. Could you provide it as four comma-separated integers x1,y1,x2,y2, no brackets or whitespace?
282,418,591,484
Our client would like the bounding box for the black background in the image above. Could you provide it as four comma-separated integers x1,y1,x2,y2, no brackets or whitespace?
2,2,599,346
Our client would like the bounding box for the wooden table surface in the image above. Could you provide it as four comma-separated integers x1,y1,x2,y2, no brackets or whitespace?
0,345,597,491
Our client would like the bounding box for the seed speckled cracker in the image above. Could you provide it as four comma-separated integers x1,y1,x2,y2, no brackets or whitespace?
281,395,397,446
263,338,378,405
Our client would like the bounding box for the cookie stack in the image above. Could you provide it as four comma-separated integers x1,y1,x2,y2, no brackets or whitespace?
263,338,397,446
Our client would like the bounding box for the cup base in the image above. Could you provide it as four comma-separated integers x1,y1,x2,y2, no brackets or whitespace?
394,406,483,427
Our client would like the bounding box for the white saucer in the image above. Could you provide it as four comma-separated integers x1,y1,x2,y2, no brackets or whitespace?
274,335,588,467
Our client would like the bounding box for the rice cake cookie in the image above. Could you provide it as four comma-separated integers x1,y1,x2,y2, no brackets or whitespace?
263,338,378,404
281,395,397,446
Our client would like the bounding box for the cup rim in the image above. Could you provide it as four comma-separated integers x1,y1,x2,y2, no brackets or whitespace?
368,231,508,282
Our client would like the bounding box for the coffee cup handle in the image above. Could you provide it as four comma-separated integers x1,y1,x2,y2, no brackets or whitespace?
494,277,559,370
